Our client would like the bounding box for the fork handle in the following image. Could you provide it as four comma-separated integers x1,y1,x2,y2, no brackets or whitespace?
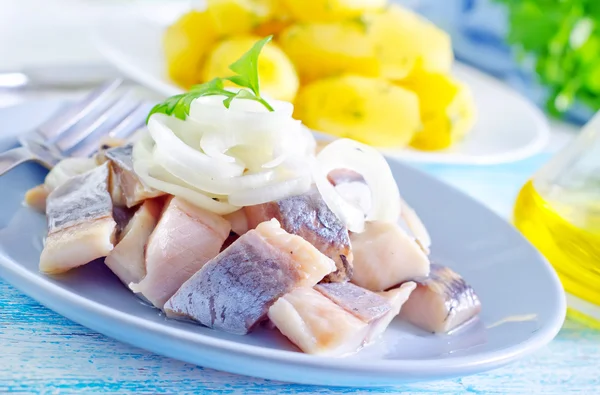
0,147,34,176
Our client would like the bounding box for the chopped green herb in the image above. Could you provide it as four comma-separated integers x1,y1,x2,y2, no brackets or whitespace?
147,35,274,122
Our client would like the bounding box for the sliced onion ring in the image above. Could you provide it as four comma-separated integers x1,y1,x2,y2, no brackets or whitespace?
310,158,366,233
316,139,400,226
148,114,244,178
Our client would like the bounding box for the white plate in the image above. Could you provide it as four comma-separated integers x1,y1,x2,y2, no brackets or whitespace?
0,100,565,386
92,9,550,165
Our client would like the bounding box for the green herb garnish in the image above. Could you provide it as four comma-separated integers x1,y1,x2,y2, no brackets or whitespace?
148,35,274,122
494,0,600,117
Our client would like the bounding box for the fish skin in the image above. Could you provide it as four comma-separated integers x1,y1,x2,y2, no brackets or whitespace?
244,187,353,282
104,144,164,207
400,264,481,334
164,219,336,335
315,282,391,323
112,205,136,238
40,162,116,274
129,196,231,309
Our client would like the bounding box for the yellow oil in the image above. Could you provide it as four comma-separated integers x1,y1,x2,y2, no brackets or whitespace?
514,180,600,328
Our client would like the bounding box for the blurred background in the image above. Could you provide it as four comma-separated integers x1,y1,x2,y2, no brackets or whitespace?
3,0,600,125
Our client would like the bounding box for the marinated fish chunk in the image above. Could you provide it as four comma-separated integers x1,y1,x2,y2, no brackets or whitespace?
368,281,416,342
104,144,164,207
130,197,231,308
315,282,391,323
350,221,430,292
223,209,249,236
400,264,481,333
270,281,415,355
244,187,353,282
105,199,163,286
40,163,116,274
268,287,369,356
164,219,336,335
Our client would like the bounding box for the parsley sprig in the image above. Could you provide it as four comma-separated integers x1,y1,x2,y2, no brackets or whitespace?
148,35,274,122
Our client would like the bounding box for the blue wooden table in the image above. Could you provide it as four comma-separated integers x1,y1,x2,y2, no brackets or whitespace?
2,153,599,394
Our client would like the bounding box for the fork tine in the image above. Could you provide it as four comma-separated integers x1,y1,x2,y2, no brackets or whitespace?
109,102,153,139
39,79,123,140
72,101,148,158
67,98,146,157
56,93,136,154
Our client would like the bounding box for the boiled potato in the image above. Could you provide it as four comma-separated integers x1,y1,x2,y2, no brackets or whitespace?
206,0,278,36
366,5,453,80
279,22,380,83
399,72,476,150
163,11,219,88
202,35,299,102
294,75,421,147
282,0,386,22
253,0,292,36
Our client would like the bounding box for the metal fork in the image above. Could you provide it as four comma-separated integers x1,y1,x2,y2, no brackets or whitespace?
0,79,150,176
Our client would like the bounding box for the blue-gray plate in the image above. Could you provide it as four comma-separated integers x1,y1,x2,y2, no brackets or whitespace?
0,100,566,386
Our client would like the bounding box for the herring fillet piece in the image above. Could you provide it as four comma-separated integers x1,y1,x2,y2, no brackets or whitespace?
39,162,116,274
367,282,417,342
129,197,231,308
268,287,369,356
350,221,430,292
400,264,481,333
223,209,249,236
269,283,416,355
315,282,391,323
164,219,336,335
104,144,164,207
244,187,353,282
104,198,163,286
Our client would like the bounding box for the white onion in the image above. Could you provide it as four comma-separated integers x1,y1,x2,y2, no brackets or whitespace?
148,114,244,178
229,173,311,207
134,160,239,214
132,96,318,212
315,139,401,231
310,158,366,233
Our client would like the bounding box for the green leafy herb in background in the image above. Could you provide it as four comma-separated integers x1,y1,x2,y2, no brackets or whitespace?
495,0,600,117
148,35,274,122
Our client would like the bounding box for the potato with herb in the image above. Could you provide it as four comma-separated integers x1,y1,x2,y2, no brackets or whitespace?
294,75,421,147
202,35,299,102
399,71,476,150
282,0,386,22
278,22,380,83
163,11,219,88
366,5,453,80
206,0,278,36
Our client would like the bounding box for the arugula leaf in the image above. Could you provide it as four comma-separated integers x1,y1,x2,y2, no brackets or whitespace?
147,35,274,122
